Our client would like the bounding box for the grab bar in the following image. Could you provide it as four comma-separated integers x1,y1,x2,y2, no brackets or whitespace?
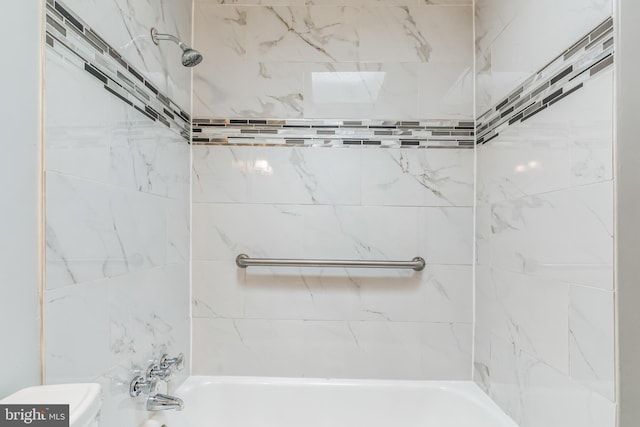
235,254,426,271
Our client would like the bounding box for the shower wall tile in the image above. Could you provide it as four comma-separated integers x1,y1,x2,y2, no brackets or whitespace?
476,72,614,205
474,2,616,422
192,203,305,261
475,0,612,114
418,63,473,118
248,147,362,205
192,145,474,379
301,206,419,259
301,62,420,120
193,318,471,380
489,182,613,290
61,0,192,107
193,2,473,119
487,334,616,427
43,2,192,426
193,61,304,118
193,261,471,323
476,268,570,373
361,148,474,207
569,285,615,402
418,208,473,265
46,173,168,288
245,6,360,62
357,5,471,63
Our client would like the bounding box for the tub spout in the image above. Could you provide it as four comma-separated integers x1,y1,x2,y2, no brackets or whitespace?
147,393,184,411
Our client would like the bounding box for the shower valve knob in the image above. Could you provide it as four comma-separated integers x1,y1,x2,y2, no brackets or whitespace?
160,353,184,372
129,375,159,397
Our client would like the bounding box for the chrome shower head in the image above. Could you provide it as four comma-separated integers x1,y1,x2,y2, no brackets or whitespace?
181,48,203,68
151,28,203,68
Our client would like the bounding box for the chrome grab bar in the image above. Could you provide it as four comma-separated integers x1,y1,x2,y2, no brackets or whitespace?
235,254,426,271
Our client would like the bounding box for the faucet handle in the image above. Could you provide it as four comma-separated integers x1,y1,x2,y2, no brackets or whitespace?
160,353,184,371
130,375,159,397
147,362,173,381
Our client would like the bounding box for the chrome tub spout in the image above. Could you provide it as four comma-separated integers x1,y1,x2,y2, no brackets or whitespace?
147,393,185,411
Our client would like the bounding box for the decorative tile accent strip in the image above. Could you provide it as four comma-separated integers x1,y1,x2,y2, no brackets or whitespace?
44,0,191,141
476,17,614,144
192,119,475,148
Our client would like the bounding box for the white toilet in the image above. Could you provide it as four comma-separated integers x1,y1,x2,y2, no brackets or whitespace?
2,383,102,427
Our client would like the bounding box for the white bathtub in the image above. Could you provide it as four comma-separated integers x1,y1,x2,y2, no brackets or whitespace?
160,376,519,427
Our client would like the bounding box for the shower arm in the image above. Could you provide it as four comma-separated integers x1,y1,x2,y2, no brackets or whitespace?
151,28,188,51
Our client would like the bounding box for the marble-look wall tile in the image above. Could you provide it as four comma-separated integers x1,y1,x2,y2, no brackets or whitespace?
418,207,473,264
192,203,305,261
45,281,111,382
476,71,614,205
474,6,616,426
193,144,474,379
302,62,420,119
475,0,612,114
193,318,471,379
44,3,192,426
476,268,570,373
194,61,304,118
361,148,474,207
193,261,471,323
489,182,613,290
487,334,616,427
194,3,473,119
46,173,168,289
419,63,473,118
301,205,419,259
358,5,471,63
62,0,193,108
569,285,615,402
246,6,359,62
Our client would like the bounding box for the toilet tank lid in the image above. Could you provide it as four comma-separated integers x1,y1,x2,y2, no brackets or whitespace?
1,383,102,427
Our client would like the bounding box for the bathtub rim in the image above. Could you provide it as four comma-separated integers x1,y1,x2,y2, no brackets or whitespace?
172,375,519,426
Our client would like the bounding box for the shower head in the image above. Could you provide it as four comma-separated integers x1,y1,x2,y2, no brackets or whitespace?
151,28,203,67
181,48,204,68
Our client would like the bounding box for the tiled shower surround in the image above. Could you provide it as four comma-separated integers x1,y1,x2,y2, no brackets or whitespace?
474,1,616,426
34,0,619,426
43,1,191,426
191,0,476,380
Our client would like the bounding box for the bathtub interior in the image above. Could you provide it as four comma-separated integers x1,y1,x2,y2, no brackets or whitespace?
155,377,519,427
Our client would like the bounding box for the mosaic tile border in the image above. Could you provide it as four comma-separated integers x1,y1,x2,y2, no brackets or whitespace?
192,119,475,149
476,17,614,144
44,0,191,141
